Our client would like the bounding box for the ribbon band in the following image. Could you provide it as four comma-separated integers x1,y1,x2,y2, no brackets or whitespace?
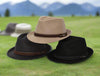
34,32,67,38
14,50,46,56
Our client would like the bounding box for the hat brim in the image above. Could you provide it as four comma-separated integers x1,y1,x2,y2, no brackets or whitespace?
7,45,52,60
27,29,71,44
0,31,11,36
47,47,93,64
11,33,21,37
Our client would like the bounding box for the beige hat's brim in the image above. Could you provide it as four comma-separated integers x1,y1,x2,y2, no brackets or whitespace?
27,29,72,44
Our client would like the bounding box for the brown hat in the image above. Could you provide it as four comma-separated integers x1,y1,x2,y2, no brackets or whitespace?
27,16,71,44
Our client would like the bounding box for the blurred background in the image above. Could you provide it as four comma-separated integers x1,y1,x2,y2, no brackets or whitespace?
0,0,100,76
0,0,100,17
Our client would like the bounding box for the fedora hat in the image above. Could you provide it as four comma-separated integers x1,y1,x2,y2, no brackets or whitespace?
11,23,32,37
27,16,71,44
47,36,93,64
0,23,17,35
7,33,52,60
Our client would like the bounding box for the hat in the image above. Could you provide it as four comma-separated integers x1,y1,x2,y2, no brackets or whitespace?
7,33,52,60
0,23,17,35
11,23,31,37
47,36,93,64
27,16,71,44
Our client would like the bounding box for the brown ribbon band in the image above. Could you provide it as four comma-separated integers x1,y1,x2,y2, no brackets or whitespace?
34,32,67,38
14,50,46,56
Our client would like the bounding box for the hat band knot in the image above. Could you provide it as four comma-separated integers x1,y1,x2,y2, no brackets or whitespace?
34,32,67,38
14,50,47,56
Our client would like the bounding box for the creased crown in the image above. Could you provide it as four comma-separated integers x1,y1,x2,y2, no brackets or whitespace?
35,16,67,34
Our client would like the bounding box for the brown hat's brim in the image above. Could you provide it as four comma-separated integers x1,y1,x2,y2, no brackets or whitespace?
27,29,71,44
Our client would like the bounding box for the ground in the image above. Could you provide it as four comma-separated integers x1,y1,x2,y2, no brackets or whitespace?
0,16,100,76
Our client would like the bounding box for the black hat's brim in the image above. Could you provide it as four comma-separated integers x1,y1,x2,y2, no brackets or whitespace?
47,47,93,64
0,31,11,36
7,45,52,60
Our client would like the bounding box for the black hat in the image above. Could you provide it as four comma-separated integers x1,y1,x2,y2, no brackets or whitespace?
47,36,93,64
0,23,17,35
7,33,52,60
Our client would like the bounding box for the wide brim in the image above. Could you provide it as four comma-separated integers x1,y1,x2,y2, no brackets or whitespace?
27,29,71,44
11,33,21,37
0,31,11,36
47,47,93,64
7,45,52,60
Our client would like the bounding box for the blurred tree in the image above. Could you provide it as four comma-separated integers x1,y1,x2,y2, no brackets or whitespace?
48,12,53,16
72,14,75,17
89,14,92,17
5,9,10,17
31,13,35,16
96,11,100,16
0,14,1,17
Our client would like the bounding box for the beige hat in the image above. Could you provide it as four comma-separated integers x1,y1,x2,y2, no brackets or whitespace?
11,23,31,37
27,16,71,44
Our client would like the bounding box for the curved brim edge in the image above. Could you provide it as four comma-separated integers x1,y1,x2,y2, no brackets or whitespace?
7,45,52,60
27,29,72,44
47,47,93,64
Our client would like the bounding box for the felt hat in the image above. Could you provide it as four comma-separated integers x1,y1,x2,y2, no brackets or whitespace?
27,16,71,44
47,36,93,64
11,23,31,37
7,33,52,60
0,23,17,35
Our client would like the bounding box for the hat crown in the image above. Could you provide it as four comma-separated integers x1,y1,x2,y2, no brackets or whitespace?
35,16,66,34
55,36,87,57
15,23,31,33
15,33,50,52
5,23,17,33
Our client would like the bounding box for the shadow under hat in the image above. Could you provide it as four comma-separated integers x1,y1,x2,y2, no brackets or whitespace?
47,36,93,64
7,33,52,60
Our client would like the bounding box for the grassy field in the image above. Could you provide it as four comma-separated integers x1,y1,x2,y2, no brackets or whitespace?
0,16,100,76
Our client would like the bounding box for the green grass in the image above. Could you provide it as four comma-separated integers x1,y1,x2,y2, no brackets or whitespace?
0,16,100,76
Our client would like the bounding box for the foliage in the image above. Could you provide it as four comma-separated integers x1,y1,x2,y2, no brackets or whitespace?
48,12,53,16
31,13,35,16
72,14,75,17
0,14,1,17
96,11,100,16
5,9,10,17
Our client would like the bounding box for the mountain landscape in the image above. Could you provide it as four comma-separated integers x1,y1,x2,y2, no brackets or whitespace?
10,0,47,16
0,0,47,16
40,3,49,9
52,3,99,16
53,3,89,16
0,2,11,16
81,3,97,12
0,1,100,16
43,2,65,12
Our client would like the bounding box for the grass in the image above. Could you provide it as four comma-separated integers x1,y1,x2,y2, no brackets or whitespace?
0,16,100,76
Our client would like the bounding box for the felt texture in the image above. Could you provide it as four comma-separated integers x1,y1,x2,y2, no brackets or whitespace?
47,36,93,64
7,33,52,60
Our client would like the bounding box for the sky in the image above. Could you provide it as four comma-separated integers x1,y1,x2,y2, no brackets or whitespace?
0,0,100,6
